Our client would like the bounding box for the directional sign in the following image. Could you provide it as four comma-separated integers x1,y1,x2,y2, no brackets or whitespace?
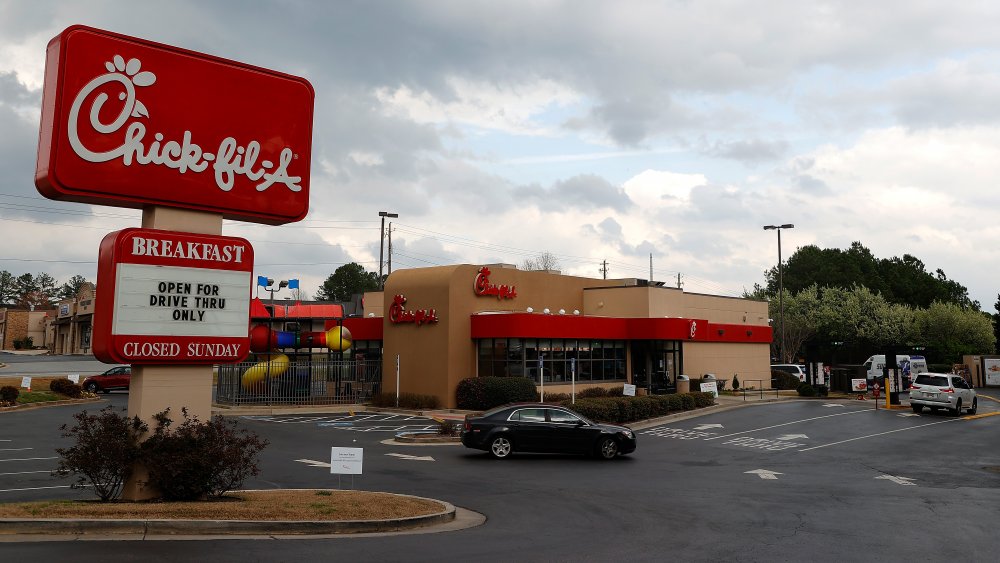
776,434,809,441
876,474,916,486
745,469,782,480
385,453,435,462
693,424,724,431
294,458,331,468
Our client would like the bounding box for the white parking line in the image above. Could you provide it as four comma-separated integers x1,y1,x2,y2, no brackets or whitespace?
0,448,33,452
0,485,73,493
799,418,959,451
703,410,869,441
0,470,53,476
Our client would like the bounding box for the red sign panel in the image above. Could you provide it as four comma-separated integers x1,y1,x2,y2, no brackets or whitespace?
35,25,314,225
93,228,254,364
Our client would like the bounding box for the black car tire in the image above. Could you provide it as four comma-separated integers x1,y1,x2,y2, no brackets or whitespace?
84,382,99,393
911,404,922,413
489,435,513,459
597,437,618,460
970,398,977,415
951,399,962,417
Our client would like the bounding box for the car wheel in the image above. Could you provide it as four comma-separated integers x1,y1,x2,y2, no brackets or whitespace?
84,382,99,393
489,435,513,459
911,404,922,413
969,398,977,415
951,399,962,417
597,437,619,460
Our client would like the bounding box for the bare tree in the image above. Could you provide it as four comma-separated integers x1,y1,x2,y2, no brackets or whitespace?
521,251,561,272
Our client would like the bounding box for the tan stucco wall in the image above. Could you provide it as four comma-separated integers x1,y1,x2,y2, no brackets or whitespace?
682,341,771,390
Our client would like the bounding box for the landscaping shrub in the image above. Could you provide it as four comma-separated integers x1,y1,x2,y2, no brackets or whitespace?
141,408,269,501
679,393,696,410
772,370,801,390
577,386,609,398
797,382,817,397
455,376,537,410
692,391,715,408
54,406,147,502
604,385,625,397
813,384,829,396
50,378,83,399
732,374,740,390
370,392,440,409
540,392,570,402
560,392,713,424
0,385,18,405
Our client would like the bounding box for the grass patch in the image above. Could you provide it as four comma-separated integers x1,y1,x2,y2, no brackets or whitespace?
0,490,444,521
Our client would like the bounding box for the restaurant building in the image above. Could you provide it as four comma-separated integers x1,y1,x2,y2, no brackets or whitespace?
344,264,772,409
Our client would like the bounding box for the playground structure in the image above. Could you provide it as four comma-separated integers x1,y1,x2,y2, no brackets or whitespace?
241,323,353,389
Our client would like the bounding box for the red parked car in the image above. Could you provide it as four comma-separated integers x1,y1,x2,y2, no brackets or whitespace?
82,365,131,393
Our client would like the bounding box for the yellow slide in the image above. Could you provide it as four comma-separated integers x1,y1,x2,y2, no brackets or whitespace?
241,353,290,390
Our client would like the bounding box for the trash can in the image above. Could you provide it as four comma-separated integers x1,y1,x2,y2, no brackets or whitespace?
676,374,690,394
701,373,718,398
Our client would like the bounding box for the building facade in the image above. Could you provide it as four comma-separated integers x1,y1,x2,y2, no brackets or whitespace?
353,264,772,409
0,307,56,350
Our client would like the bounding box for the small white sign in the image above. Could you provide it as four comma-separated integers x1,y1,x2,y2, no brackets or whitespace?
68,374,80,384
700,381,718,398
623,383,636,396
20,376,32,389
330,447,363,475
985,358,1000,386
851,379,867,392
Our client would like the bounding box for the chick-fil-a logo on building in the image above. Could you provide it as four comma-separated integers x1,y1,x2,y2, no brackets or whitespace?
474,266,517,300
388,294,439,326
36,25,314,225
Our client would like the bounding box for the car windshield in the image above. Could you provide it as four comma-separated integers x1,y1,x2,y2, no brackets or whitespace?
914,374,949,387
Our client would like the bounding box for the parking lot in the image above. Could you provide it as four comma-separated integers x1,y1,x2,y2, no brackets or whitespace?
2,393,999,560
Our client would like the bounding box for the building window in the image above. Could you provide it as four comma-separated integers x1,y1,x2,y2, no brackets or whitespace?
474,337,627,384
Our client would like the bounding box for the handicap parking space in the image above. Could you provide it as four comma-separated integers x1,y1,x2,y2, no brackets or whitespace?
241,412,442,434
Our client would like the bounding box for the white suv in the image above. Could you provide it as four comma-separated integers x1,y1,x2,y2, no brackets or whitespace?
770,364,806,382
909,373,977,416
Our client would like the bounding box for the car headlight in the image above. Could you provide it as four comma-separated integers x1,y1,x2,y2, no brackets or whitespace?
620,430,634,439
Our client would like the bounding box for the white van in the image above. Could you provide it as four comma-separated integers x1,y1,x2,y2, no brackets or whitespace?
863,355,928,387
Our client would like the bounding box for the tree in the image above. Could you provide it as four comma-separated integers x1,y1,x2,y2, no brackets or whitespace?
993,294,1000,352
0,270,15,305
521,251,561,272
58,275,91,301
913,302,995,362
316,263,379,301
772,285,826,363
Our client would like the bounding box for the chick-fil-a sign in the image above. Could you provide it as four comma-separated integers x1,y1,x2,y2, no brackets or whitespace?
474,266,517,300
35,25,314,225
388,294,439,326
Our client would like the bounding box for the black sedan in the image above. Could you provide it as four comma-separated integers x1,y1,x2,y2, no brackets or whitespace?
461,403,636,460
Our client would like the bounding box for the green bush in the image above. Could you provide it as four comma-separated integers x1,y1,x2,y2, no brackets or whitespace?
813,384,829,396
772,370,801,390
370,392,440,409
54,406,147,501
732,374,740,390
577,386,609,398
0,386,19,405
560,392,714,424
456,376,537,410
141,408,268,501
540,392,570,402
50,378,83,399
797,382,817,397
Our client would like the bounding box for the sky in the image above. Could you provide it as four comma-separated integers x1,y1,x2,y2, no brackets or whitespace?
2,0,1000,309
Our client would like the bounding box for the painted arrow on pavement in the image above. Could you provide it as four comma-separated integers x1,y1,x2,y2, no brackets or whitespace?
386,453,435,461
693,424,724,431
823,403,845,408
876,474,916,486
897,413,920,417
776,434,808,441
745,469,783,480
294,458,332,468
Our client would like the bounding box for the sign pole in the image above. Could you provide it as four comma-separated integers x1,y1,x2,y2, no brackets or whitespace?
395,354,400,408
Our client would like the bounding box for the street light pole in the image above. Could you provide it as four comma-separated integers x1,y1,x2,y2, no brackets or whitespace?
763,224,794,363
378,211,398,289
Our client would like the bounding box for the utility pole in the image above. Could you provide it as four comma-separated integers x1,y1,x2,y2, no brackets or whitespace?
649,253,653,281
599,260,608,280
378,211,398,289
677,272,682,289
387,222,393,276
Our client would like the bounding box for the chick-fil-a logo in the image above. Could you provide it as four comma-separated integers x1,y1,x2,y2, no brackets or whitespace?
388,294,439,326
474,266,517,300
689,320,697,339
67,55,301,194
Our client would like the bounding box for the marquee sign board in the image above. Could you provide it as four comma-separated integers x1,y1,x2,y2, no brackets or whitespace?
35,25,314,225
93,228,254,364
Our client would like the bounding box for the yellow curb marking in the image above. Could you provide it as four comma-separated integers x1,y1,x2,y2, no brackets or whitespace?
977,395,1000,404
963,412,1000,420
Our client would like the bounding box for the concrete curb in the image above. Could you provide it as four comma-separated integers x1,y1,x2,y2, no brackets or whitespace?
0,396,102,413
0,493,459,537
